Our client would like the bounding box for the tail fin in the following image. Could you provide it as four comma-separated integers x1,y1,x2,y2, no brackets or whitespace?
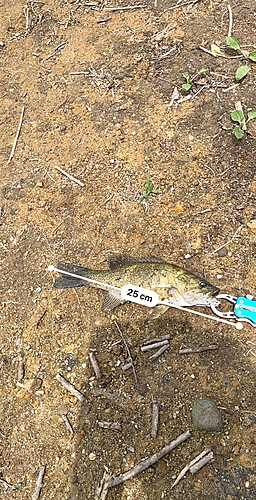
53,262,89,289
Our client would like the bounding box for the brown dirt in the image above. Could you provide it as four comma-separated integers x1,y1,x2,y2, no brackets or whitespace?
0,1,256,499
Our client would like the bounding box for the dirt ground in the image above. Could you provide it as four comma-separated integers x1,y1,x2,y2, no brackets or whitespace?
0,0,256,499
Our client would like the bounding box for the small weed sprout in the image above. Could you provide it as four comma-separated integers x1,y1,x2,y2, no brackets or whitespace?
139,174,164,203
231,108,256,139
182,68,207,92
65,14,76,27
226,37,256,81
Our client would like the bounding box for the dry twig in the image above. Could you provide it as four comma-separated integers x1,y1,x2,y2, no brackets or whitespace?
106,430,190,488
89,352,102,379
17,361,25,380
7,106,25,164
114,321,137,384
151,404,159,438
211,226,242,255
56,373,85,402
32,466,46,500
104,5,147,11
43,42,67,62
54,165,85,187
179,345,218,354
141,340,169,352
171,449,213,488
227,4,233,37
149,344,169,361
62,414,74,435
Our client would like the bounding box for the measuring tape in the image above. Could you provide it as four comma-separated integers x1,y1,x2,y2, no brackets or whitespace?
48,265,243,330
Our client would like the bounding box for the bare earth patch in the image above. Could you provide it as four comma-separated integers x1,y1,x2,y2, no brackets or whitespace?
0,1,256,499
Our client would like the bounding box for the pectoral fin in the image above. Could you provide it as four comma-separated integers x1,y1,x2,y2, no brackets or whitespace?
101,291,125,313
150,304,170,319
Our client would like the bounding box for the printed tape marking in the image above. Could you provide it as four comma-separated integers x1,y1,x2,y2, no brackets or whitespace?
121,284,159,307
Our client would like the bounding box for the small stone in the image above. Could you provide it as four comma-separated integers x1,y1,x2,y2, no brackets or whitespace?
57,404,69,415
70,474,78,484
192,399,223,431
136,383,148,396
247,220,256,233
218,247,227,257
36,181,43,188
88,452,96,461
60,124,66,132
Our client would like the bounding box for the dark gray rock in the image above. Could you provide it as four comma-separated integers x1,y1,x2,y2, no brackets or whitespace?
192,399,223,431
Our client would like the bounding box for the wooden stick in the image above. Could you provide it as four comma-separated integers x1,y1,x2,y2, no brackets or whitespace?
43,42,66,62
7,106,25,164
179,345,218,354
190,451,213,474
17,361,25,380
32,466,46,500
95,471,112,500
62,414,74,435
54,165,84,187
227,4,233,37
151,404,159,438
106,430,190,488
122,362,133,371
104,5,147,11
56,373,85,402
114,321,137,384
89,352,102,379
171,449,211,488
143,334,171,345
141,340,169,352
149,344,169,361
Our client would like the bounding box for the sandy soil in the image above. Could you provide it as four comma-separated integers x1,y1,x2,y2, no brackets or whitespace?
0,1,256,499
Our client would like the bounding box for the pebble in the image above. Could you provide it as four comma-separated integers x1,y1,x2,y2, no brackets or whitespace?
218,247,227,257
60,124,66,132
192,399,223,431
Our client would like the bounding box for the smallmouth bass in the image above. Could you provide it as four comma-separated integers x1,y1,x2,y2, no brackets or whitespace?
53,255,220,318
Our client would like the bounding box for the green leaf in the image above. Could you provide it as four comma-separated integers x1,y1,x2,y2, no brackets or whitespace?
231,110,244,123
152,189,164,194
182,83,191,91
235,65,249,81
199,68,207,74
226,36,240,50
183,72,190,83
146,174,151,191
234,126,244,139
249,51,256,62
211,44,225,57
248,108,256,120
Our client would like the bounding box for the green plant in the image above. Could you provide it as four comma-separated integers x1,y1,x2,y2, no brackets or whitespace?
226,36,256,81
139,174,164,202
182,72,191,91
231,108,256,139
65,14,76,26
182,68,207,92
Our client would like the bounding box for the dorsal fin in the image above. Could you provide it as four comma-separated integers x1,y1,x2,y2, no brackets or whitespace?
109,255,139,269
109,254,166,269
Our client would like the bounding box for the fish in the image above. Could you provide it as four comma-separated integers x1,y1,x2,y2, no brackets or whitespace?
53,255,220,318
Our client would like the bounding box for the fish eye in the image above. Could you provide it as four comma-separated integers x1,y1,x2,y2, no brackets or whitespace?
199,281,207,288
